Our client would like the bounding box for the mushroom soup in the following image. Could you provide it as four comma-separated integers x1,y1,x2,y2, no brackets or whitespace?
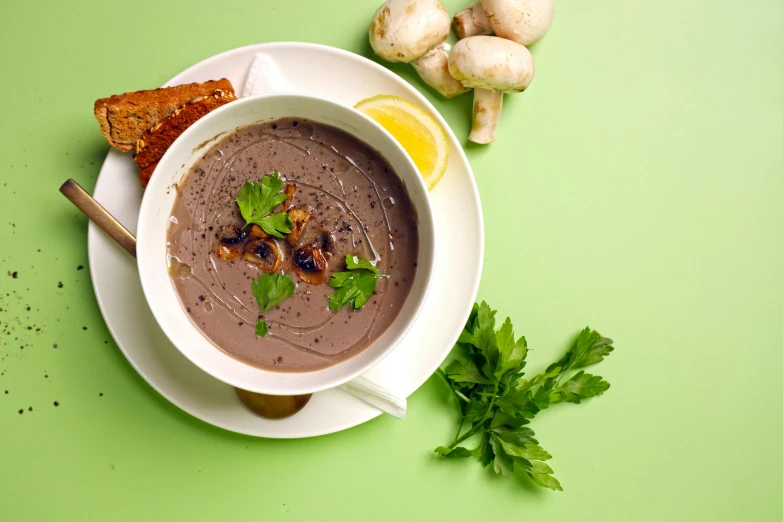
167,118,419,372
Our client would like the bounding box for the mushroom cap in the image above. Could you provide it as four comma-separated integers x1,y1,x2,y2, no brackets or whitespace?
448,36,535,92
481,0,555,46
369,0,451,63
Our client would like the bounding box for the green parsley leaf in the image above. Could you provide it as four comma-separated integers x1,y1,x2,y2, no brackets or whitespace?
434,446,473,458
443,346,493,385
434,301,616,491
495,388,540,419
529,461,563,491
251,272,296,313
549,371,610,404
236,172,292,238
473,435,494,467
474,302,499,371
520,445,553,461
489,435,514,476
345,254,379,273
253,212,293,238
546,326,615,374
255,320,269,337
489,412,528,430
456,305,479,346
491,432,533,460
464,396,491,423
327,283,364,311
495,317,527,378
491,426,538,448
327,271,354,288
569,328,615,369
328,255,385,311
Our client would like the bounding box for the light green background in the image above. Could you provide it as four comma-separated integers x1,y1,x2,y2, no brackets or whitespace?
1,0,781,520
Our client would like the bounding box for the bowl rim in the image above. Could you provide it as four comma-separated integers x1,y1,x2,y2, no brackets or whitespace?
135,93,436,395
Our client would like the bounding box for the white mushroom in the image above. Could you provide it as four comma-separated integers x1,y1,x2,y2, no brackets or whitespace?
453,2,492,40
452,0,555,45
409,43,469,99
370,0,469,98
448,36,535,144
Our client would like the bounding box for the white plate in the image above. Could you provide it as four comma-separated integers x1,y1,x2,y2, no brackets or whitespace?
88,42,483,438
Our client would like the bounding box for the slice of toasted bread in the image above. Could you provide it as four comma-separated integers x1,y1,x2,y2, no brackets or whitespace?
94,79,235,152
134,89,237,187
138,160,159,188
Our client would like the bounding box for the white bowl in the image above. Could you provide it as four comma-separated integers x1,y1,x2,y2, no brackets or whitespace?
136,94,436,396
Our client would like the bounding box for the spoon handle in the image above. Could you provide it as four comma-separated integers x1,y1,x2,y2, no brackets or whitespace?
58,178,313,419
58,177,405,420
59,179,137,258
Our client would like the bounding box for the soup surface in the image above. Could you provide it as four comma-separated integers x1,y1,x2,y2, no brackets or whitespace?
167,118,419,372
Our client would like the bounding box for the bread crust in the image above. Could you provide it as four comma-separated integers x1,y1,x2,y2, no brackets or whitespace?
134,89,237,187
94,79,234,152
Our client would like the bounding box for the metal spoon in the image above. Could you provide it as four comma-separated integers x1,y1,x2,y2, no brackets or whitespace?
59,178,311,419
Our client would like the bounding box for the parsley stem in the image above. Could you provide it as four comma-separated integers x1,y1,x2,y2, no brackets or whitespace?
436,368,469,403
437,368,472,446
448,380,500,449
450,417,464,447
450,426,478,448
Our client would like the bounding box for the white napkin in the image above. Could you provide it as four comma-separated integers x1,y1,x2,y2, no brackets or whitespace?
241,53,407,419
242,53,300,97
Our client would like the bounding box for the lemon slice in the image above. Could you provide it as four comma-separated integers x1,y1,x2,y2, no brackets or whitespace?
355,95,448,190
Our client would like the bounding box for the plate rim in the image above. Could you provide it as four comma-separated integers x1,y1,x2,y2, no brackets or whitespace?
88,41,484,438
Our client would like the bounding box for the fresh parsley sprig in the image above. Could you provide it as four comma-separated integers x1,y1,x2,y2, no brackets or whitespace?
435,302,615,491
251,272,296,337
236,172,292,238
328,255,385,311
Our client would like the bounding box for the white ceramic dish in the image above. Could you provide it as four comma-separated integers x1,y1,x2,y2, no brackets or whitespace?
88,42,483,437
136,94,436,395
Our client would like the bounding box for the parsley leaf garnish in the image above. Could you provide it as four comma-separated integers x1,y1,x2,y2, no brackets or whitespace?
236,172,292,238
345,255,379,273
435,302,616,491
251,272,296,313
251,273,295,338
255,320,269,337
328,254,384,311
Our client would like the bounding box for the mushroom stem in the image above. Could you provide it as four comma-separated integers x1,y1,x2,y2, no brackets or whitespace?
453,2,492,39
470,88,503,144
411,44,469,98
